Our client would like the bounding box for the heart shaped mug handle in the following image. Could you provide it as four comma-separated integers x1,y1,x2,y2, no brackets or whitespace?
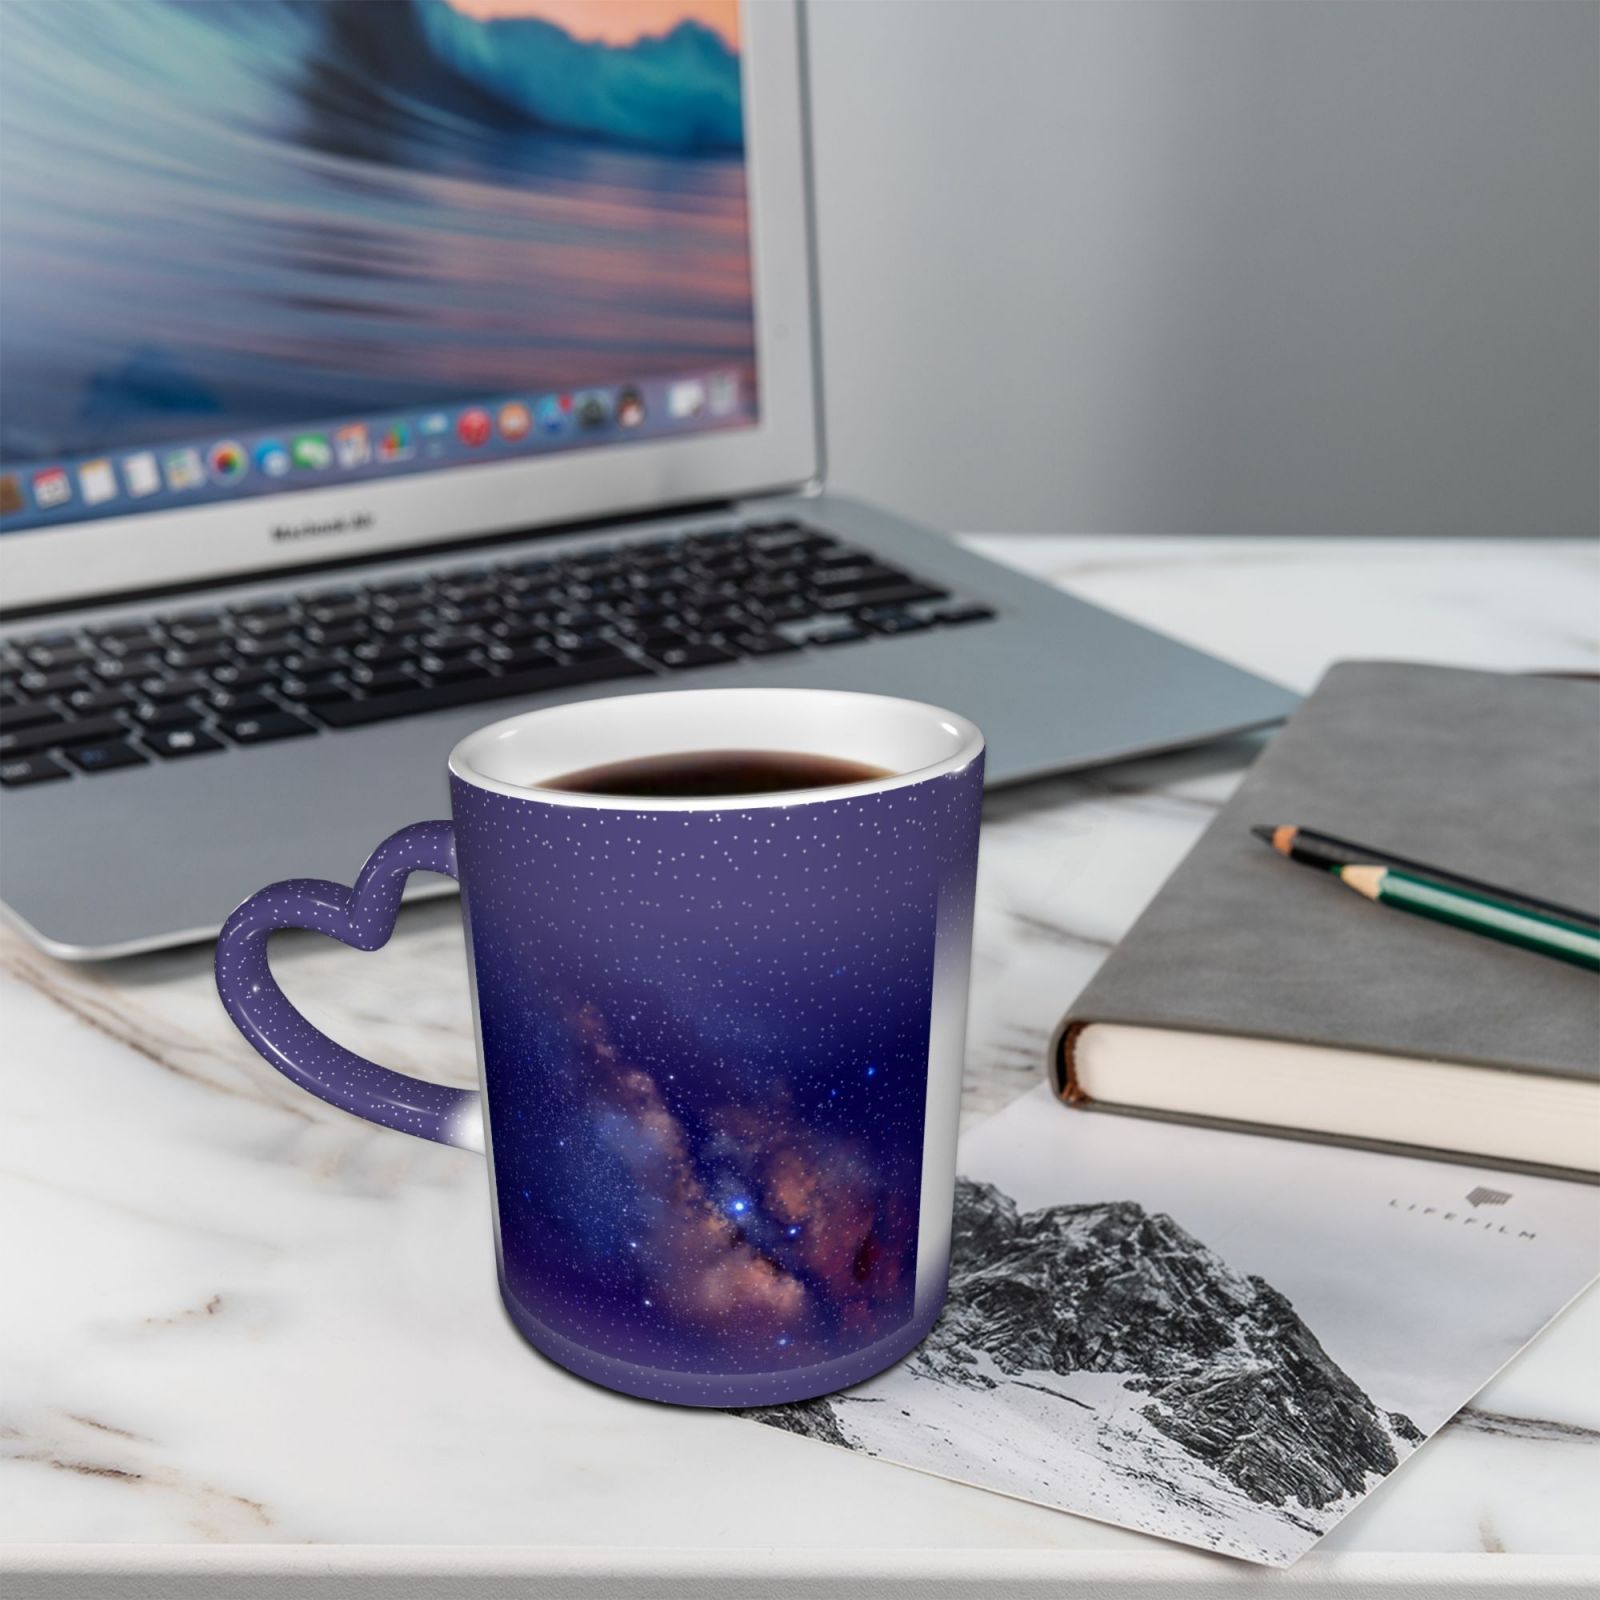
214,821,484,1152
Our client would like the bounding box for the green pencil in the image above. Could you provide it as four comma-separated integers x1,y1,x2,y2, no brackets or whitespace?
1336,865,1600,972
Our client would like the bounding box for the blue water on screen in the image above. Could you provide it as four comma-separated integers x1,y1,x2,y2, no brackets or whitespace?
0,0,755,462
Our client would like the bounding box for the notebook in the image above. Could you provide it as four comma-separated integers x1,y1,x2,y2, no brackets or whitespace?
1049,662,1600,1180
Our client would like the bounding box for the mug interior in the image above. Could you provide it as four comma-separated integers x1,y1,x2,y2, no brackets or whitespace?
450,687,984,809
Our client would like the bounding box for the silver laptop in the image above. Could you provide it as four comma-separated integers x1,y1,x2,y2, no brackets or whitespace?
0,0,1293,959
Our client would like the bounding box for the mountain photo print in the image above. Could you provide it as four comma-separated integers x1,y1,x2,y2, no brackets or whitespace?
742,1087,1600,1565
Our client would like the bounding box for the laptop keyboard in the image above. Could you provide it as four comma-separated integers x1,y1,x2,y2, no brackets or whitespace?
0,521,994,787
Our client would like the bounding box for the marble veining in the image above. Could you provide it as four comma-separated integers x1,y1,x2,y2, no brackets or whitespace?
2,535,1596,1571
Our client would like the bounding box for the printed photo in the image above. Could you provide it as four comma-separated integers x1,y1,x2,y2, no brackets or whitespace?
743,1087,1600,1565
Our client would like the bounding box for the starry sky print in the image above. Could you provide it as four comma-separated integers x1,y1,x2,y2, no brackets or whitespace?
451,763,984,1380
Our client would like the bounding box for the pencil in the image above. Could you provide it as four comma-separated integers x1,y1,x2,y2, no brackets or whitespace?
1336,864,1600,971
1251,823,1599,930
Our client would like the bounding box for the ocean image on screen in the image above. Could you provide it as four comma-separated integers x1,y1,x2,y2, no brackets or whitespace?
0,0,756,480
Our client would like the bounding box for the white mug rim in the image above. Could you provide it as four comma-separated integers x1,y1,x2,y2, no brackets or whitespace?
448,686,985,812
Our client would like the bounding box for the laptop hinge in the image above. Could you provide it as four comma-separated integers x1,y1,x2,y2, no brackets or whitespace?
0,494,794,624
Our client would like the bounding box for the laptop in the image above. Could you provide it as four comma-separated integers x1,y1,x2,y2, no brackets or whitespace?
0,0,1294,959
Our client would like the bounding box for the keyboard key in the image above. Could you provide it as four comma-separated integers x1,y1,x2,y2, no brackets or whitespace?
778,619,868,648
418,632,481,658
164,645,233,671
497,557,559,580
130,700,205,730
365,578,428,601
281,652,345,679
630,625,696,652
436,578,498,604
861,609,932,635
539,610,602,639
0,709,66,746
166,621,227,647
673,601,745,630
304,600,365,625
66,740,149,775
485,645,561,672
348,667,418,695
228,598,294,621
89,622,162,648
93,652,164,681
233,632,299,658
750,528,828,555
602,597,676,626
683,525,742,547
748,594,816,623
808,563,910,594
235,613,299,638
276,675,349,705
562,548,619,575
63,686,137,716
642,641,738,671
301,620,365,649
814,583,948,614
549,627,613,654
810,622,870,646
17,668,88,697
925,602,997,626
435,598,497,626
733,632,801,656
210,663,278,689
747,574,805,602
416,657,494,685
622,549,688,575
138,673,210,701
94,628,164,655
24,642,92,670
144,726,225,759
1,753,71,787
206,688,278,715
562,640,635,665
370,603,432,629
350,640,415,666
2,699,66,729
313,655,652,729
220,712,317,745
0,714,128,756
694,554,756,583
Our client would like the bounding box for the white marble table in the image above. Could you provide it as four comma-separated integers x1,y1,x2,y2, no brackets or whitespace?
4,535,1597,1598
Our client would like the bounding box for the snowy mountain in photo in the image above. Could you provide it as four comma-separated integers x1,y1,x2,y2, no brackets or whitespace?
744,1178,1422,1565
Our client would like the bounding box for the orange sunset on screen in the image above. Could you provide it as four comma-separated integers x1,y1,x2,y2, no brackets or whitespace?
443,0,740,50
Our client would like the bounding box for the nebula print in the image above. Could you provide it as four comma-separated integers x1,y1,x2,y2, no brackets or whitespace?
450,763,983,1401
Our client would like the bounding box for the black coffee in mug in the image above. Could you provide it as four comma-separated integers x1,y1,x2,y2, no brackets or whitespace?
540,748,891,798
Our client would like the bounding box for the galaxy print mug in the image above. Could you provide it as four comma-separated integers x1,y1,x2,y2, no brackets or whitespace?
216,688,984,1406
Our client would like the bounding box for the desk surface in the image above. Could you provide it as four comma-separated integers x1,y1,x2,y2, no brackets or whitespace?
4,535,1597,1597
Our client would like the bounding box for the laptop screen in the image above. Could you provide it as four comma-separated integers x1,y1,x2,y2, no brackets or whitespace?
0,0,755,537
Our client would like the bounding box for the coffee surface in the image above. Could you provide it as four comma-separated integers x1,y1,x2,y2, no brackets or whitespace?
540,749,891,798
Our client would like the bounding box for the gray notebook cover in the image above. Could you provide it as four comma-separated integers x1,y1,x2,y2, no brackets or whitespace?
1051,662,1600,1176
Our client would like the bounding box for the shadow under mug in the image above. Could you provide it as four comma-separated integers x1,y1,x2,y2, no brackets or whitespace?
215,687,985,1406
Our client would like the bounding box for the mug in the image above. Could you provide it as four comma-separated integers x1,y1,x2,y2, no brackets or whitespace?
215,687,984,1406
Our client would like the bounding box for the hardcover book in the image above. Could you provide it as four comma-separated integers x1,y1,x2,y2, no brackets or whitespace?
1049,662,1600,1179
